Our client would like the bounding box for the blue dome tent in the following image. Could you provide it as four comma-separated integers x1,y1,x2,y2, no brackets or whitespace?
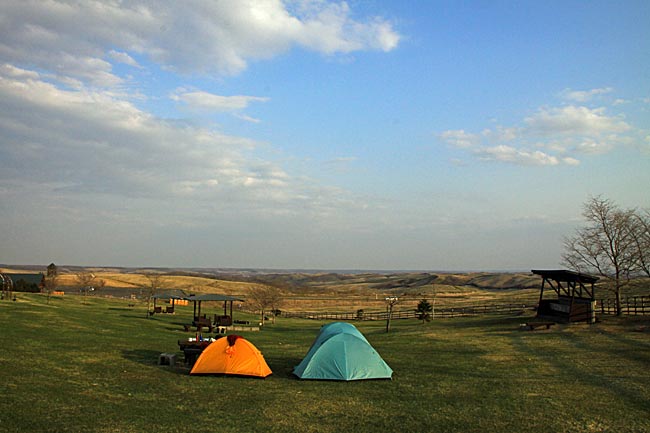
293,322,393,381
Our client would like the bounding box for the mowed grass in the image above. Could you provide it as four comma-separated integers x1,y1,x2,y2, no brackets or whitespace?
1,294,649,433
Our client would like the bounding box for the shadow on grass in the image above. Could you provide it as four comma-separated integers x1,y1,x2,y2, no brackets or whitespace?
263,356,303,379
432,315,533,332
122,348,191,376
510,330,650,413
122,348,163,366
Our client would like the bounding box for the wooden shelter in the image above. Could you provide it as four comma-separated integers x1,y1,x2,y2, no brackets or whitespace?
532,269,599,323
186,293,245,326
0,273,44,294
152,290,187,314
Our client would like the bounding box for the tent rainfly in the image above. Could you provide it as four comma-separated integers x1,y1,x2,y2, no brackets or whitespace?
293,322,393,381
190,335,272,378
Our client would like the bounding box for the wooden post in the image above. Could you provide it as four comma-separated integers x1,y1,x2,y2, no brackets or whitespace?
385,297,398,333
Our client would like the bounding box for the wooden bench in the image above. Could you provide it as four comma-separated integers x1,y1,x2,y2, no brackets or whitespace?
192,317,214,333
196,323,214,333
182,323,213,332
521,322,555,331
181,348,202,366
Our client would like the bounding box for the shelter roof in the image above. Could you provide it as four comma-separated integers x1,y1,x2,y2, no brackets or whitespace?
4,273,44,284
185,293,245,302
153,289,187,300
531,269,599,284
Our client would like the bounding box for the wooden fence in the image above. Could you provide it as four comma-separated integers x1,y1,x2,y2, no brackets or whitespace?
598,296,650,316
281,297,650,322
281,303,536,321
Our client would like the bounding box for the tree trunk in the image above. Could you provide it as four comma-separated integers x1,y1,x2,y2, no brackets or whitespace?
615,285,622,316
385,304,392,332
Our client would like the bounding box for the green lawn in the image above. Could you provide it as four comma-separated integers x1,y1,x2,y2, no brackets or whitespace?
1,294,649,433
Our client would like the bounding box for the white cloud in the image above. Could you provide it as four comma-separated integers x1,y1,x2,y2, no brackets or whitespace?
0,63,40,79
475,145,562,166
0,66,357,224
439,95,642,167
171,89,270,112
573,139,613,155
0,0,401,84
108,50,141,68
562,157,580,166
524,105,630,136
440,129,480,148
295,2,400,54
234,113,263,123
560,87,613,102
482,126,519,142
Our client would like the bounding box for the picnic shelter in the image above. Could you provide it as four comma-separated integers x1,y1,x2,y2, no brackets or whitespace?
532,269,599,323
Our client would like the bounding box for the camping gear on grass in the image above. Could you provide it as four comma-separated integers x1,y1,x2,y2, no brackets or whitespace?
190,335,272,377
293,322,393,381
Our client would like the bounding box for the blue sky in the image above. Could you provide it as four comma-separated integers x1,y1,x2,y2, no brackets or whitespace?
1,1,648,271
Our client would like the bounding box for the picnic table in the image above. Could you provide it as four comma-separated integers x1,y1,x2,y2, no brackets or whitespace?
178,339,213,366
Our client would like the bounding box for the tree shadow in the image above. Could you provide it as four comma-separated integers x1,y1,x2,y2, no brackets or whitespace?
509,330,650,413
122,348,189,375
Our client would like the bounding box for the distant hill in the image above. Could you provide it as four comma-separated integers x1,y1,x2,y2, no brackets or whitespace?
222,270,541,294
1,265,541,295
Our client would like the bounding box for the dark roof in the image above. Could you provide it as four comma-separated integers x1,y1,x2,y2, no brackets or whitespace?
185,293,245,302
4,273,44,285
531,269,599,284
152,289,187,300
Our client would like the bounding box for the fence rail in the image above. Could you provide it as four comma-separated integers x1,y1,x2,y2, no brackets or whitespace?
281,296,650,321
599,296,650,316
281,303,537,321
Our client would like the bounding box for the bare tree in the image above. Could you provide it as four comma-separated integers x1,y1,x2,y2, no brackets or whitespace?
142,274,165,318
75,271,96,304
248,285,283,326
43,275,59,304
563,196,638,316
630,210,650,278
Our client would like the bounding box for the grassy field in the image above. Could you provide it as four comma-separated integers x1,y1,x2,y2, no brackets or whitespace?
1,293,649,433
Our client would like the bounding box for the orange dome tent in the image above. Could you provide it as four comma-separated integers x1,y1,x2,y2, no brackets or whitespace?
190,335,272,378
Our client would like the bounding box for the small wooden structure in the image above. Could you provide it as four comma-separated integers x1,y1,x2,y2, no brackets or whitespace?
152,290,186,314
47,263,58,278
186,293,245,326
532,269,599,323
